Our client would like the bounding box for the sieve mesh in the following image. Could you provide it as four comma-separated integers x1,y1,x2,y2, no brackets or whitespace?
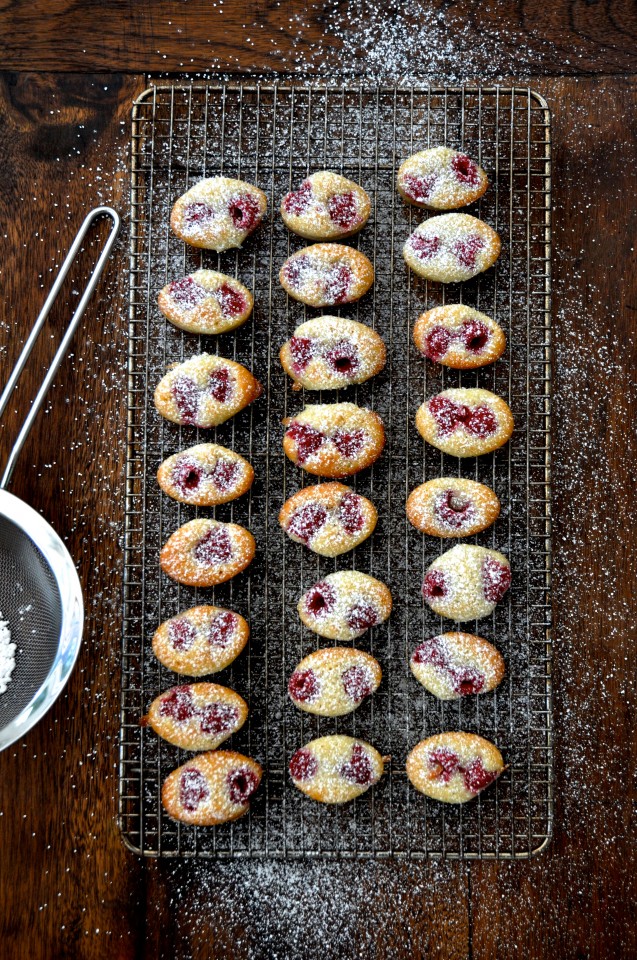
0,516,63,728
120,84,553,859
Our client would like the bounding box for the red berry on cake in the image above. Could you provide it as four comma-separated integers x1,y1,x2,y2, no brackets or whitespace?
159,518,255,587
397,147,488,210
403,213,501,283
281,171,371,240
157,443,254,507
410,632,505,700
280,316,386,391
170,177,267,251
288,647,382,716
289,735,386,803
154,354,262,429
279,482,377,556
282,403,385,478
406,732,504,803
413,304,506,369
279,243,374,307
162,751,262,824
416,388,514,457
407,477,500,538
157,270,253,336
142,683,248,750
298,570,392,640
152,605,249,676
421,544,511,621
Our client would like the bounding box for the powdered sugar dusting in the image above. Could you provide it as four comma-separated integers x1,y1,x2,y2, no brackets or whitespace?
0,616,16,696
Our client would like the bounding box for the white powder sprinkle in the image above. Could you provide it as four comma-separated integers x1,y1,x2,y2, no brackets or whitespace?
0,615,16,695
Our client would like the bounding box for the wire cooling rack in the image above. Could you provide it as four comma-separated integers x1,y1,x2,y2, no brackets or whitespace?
119,83,552,859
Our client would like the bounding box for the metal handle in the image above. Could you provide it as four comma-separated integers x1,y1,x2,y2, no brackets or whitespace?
0,206,120,489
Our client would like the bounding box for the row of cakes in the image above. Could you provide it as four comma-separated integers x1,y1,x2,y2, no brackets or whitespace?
146,147,512,824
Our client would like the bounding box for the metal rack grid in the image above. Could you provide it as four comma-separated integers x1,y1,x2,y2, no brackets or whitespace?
119,83,552,859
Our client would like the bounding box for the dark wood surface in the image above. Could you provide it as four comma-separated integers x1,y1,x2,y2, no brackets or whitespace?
0,3,635,957
0,0,636,75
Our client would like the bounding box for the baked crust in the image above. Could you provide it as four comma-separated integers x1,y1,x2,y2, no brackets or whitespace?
289,735,385,804
288,647,382,716
406,477,500,537
421,543,511,622
162,751,262,825
281,171,371,240
397,147,488,210
415,387,514,457
280,315,386,391
279,243,374,307
413,304,506,369
403,213,501,283
406,732,504,804
157,443,254,507
279,482,377,556
170,177,267,252
157,270,253,336
297,570,392,641
282,402,385,478
159,518,255,587
152,605,249,676
410,632,505,700
143,683,248,750
154,353,262,429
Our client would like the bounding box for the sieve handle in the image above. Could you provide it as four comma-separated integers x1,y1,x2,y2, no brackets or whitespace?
0,206,121,489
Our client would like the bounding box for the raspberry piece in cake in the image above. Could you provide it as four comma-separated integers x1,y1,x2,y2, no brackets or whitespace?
424,326,453,361
340,744,375,785
482,556,512,603
193,527,233,566
326,339,360,376
402,173,438,204
287,503,328,543
180,767,210,811
342,664,373,703
168,276,208,309
346,601,379,631
283,180,313,216
288,668,320,703
410,234,441,260
227,766,260,804
289,336,314,372
332,428,365,459
208,610,237,648
228,193,261,230
199,702,239,736
215,283,248,317
168,617,197,652
304,581,337,618
452,234,484,268
328,191,358,229
289,748,318,781
286,421,325,463
422,569,448,601
451,153,481,186
172,376,199,425
158,686,196,723
428,747,460,783
184,202,216,227
461,319,490,352
338,492,365,534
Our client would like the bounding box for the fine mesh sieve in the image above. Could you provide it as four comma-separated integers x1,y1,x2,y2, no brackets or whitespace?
0,207,120,750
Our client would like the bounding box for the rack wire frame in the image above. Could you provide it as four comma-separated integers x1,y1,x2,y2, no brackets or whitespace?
119,83,553,860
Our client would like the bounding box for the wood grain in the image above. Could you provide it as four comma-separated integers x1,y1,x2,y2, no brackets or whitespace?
0,70,636,960
0,71,146,960
0,1,635,75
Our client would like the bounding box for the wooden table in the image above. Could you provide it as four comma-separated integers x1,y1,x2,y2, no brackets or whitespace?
0,4,635,957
